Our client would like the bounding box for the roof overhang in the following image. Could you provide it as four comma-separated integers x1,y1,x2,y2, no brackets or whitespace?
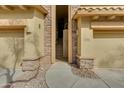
0,5,48,16
73,5,124,20
32,5,48,15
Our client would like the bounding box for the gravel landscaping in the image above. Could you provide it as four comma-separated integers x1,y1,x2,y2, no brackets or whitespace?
10,56,51,88
71,64,99,79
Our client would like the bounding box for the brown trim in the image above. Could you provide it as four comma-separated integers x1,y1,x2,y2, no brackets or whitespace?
0,25,26,30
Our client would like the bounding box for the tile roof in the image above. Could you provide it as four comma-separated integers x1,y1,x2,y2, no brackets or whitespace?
73,6,124,19
78,6,124,12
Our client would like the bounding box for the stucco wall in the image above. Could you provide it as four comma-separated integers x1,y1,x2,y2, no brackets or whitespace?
93,33,124,68
24,10,45,59
80,18,92,58
80,18,124,68
0,37,24,69
0,9,45,69
0,19,25,69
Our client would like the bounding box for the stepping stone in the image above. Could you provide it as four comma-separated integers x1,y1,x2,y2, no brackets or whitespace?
46,62,79,88
49,62,71,70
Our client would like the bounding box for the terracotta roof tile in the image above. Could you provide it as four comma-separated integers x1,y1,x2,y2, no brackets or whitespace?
73,6,124,19
79,6,124,12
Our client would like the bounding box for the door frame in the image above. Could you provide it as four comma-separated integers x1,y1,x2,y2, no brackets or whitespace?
51,5,72,63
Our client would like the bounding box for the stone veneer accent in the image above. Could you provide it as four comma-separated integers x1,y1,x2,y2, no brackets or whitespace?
43,5,52,57
77,57,94,69
22,57,40,71
71,6,80,63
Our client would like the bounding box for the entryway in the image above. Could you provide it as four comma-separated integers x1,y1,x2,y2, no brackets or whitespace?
56,5,68,61
51,5,72,64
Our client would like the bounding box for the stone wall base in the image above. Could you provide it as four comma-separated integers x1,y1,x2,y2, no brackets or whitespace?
77,56,94,70
21,57,40,71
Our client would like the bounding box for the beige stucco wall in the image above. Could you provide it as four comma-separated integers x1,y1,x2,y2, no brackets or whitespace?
0,9,45,69
80,18,124,68
80,18,93,58
0,37,24,69
93,37,124,68
24,10,45,59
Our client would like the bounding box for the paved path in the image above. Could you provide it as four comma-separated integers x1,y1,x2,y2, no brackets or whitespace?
46,62,120,88
94,68,124,88
0,68,24,87
46,62,80,88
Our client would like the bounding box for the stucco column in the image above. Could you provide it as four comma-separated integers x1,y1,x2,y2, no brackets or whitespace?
77,17,82,57
77,17,94,69
51,5,56,64
81,21,93,58
22,18,40,71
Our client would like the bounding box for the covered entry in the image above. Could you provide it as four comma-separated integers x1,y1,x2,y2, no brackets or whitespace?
56,5,68,61
51,5,72,63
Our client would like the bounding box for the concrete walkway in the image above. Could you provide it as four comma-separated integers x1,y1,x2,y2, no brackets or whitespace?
0,68,24,87
94,68,124,88
46,62,79,88
46,61,107,88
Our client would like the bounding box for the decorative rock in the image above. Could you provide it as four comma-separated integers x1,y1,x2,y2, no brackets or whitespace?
11,56,51,88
